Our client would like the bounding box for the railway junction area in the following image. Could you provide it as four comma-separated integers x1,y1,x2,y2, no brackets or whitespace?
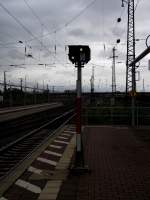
0,99,150,200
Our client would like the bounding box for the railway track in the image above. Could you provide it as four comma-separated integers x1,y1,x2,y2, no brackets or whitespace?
0,109,74,181
0,105,72,147
0,103,61,115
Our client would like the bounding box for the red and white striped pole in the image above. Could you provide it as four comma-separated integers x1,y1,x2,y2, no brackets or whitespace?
68,45,90,172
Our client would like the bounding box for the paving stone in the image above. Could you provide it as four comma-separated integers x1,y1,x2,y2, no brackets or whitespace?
38,193,57,200
57,126,150,200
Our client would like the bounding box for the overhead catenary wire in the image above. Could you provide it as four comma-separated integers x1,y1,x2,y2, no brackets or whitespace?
23,0,46,61
0,2,53,55
107,2,127,49
101,0,106,67
0,0,143,53
116,0,143,40
0,31,18,46
0,0,98,46
23,0,65,49
135,0,143,11
108,0,142,63
0,2,66,66
0,0,98,66
114,0,144,55
116,0,143,39
0,63,56,67
23,0,49,32
0,0,143,71
23,0,55,57
65,0,98,26
0,3,39,43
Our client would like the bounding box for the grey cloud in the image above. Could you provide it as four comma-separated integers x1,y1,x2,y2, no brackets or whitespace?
7,49,24,60
55,69,75,77
0,0,149,91
111,27,125,38
69,28,85,37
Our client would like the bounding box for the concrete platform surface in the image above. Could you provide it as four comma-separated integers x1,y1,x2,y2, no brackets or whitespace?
57,126,150,200
0,102,63,122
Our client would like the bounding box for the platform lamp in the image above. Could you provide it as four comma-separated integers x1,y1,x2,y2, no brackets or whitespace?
68,45,90,173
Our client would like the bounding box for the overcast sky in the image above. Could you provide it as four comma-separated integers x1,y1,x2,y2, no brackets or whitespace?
0,0,149,92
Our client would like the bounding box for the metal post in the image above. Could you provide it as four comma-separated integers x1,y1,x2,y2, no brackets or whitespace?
126,0,136,94
43,80,45,103
47,84,49,102
4,71,7,93
76,64,82,156
131,0,136,127
52,86,55,93
71,62,89,173
3,71,7,105
24,76,27,105
128,46,150,126
131,60,136,127
123,0,136,127
34,87,36,104
112,47,117,93
129,46,150,67
68,45,90,173
143,78,145,92
90,66,95,104
9,81,13,107
131,89,135,127
20,78,23,92
110,47,117,124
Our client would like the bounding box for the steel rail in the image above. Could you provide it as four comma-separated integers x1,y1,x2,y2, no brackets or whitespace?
0,109,75,180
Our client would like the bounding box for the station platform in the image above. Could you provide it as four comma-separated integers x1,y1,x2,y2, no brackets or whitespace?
1,125,150,200
0,125,75,200
57,126,150,200
0,102,63,122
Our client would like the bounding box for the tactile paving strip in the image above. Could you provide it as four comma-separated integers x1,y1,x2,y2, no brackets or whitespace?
2,125,75,200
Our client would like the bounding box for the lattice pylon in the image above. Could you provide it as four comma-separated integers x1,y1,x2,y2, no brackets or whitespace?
126,0,136,93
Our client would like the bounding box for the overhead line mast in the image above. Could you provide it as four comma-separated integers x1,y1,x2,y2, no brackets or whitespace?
110,47,118,94
118,0,136,126
122,0,136,94
90,66,95,94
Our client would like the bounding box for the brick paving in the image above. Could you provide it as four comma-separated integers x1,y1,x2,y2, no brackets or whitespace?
57,126,150,200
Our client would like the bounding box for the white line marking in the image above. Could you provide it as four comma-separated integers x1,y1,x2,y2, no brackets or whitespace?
37,157,57,166
44,150,62,157
61,133,70,137
64,130,76,134
49,144,62,149
28,166,42,175
0,197,8,200
54,140,69,144
58,136,68,140
15,179,41,193
67,128,75,131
